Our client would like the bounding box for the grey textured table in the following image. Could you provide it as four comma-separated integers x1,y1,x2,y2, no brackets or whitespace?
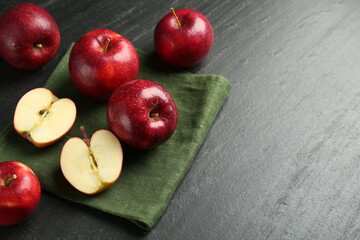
1,0,360,239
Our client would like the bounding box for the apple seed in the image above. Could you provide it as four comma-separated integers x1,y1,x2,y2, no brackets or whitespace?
38,109,49,116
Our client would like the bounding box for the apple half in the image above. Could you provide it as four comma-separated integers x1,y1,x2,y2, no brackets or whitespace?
13,88,77,148
60,126,123,195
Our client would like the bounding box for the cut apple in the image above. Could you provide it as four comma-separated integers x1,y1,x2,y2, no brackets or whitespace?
13,88,77,148
60,126,123,195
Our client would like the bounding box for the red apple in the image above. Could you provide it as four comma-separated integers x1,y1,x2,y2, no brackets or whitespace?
154,8,214,68
0,161,41,226
69,29,140,101
0,3,61,70
107,79,178,149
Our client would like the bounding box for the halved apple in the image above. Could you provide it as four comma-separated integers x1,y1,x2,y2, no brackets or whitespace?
13,88,77,148
60,126,123,195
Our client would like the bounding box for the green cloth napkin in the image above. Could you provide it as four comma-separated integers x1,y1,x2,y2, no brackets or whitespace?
0,46,231,231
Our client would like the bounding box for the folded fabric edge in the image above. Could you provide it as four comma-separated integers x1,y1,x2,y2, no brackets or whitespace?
143,76,232,230
93,74,232,231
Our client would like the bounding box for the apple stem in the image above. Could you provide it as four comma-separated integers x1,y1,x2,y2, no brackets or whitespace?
171,8,182,28
150,112,160,118
80,126,91,146
103,38,111,53
34,43,43,49
4,174,17,186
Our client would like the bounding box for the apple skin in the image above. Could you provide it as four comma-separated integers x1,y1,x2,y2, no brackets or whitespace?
0,3,61,70
154,8,214,68
0,161,41,226
107,79,178,149
69,29,140,101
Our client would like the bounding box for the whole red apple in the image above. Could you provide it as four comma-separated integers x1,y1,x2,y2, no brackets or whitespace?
0,161,41,226
154,8,214,68
0,3,61,70
107,79,178,149
69,29,140,101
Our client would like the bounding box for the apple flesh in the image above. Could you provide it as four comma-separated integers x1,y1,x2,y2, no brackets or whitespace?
0,161,41,226
13,88,77,148
60,126,123,195
154,8,214,68
69,28,139,101
107,79,178,149
0,3,60,69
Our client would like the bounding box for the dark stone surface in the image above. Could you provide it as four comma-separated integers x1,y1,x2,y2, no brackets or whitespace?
2,0,360,239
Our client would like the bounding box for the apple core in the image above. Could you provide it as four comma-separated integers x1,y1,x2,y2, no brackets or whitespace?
80,126,100,172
